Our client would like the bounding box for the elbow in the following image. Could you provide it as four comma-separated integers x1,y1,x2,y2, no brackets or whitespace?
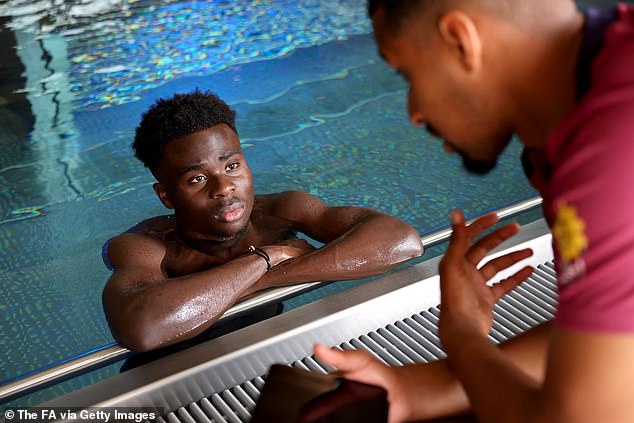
114,325,161,352
393,221,424,262
108,316,160,352
104,302,165,352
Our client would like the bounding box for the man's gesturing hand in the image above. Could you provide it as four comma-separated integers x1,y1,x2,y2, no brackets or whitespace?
438,210,534,342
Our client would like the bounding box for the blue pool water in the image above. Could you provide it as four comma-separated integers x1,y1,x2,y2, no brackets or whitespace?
0,0,621,408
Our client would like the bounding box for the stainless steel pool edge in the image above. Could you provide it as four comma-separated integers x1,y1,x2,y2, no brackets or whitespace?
0,345,128,405
40,218,552,412
0,196,543,403
0,282,323,405
421,196,543,247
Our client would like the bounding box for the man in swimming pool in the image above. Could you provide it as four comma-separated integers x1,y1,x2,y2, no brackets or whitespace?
102,90,424,352
315,0,634,422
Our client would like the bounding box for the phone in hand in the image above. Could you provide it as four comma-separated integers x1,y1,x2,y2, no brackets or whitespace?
250,364,388,423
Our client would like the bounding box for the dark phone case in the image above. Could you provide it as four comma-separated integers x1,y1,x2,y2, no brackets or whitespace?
250,364,388,423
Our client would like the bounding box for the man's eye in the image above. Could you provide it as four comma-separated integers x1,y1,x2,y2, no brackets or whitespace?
188,175,207,184
226,162,240,172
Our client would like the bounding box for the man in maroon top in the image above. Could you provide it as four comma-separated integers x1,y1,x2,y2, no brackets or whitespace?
316,1,634,422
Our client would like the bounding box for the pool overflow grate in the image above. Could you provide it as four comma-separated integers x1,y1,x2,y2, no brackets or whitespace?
155,260,558,423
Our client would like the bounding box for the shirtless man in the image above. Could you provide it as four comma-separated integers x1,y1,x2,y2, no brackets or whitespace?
102,90,424,352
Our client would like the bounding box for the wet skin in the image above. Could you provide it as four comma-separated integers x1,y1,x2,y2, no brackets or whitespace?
103,124,424,351
150,124,297,274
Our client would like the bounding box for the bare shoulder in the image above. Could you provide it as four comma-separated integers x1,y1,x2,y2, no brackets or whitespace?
125,214,176,236
107,232,168,270
256,191,326,220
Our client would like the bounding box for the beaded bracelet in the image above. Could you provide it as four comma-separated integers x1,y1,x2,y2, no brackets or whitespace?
248,245,272,271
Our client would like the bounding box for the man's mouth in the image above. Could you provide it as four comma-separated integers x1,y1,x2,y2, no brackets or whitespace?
213,201,245,223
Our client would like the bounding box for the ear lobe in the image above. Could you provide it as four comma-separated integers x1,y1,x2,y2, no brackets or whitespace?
438,10,483,73
153,183,174,209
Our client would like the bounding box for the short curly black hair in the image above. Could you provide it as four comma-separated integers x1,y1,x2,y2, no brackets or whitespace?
133,90,237,172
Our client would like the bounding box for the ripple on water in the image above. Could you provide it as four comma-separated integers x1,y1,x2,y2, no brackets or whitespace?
2,0,372,110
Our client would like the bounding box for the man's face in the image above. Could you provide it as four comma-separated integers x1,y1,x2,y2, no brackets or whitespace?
154,124,254,241
372,7,515,174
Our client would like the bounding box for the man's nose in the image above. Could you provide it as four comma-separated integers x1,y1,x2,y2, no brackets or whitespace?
407,89,425,127
209,175,235,198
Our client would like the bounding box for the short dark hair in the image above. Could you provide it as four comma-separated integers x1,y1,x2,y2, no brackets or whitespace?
368,0,430,31
133,90,237,171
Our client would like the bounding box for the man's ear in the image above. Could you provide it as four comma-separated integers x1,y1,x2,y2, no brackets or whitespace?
153,183,174,209
437,10,483,73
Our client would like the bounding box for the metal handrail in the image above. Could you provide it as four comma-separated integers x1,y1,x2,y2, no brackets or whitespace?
420,196,543,247
0,196,542,403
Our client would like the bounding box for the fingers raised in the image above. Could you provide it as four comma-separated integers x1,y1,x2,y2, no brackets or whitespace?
466,222,521,265
490,266,534,299
446,210,469,259
465,212,499,241
478,248,533,280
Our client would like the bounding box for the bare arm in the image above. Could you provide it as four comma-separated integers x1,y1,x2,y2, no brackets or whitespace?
400,320,551,420
314,321,551,422
439,211,634,423
250,191,424,292
444,324,634,423
102,233,297,351
314,212,549,422
103,192,421,351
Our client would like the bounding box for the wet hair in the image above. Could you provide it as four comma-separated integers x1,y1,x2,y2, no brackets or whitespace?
133,90,237,172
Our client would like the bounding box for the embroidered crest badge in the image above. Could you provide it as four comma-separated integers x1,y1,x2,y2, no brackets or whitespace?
552,202,588,263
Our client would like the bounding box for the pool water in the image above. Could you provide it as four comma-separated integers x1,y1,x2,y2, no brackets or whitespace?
0,0,622,409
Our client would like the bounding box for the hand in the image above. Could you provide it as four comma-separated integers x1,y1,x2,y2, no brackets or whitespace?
314,345,472,422
438,210,534,341
313,345,410,423
264,239,317,267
